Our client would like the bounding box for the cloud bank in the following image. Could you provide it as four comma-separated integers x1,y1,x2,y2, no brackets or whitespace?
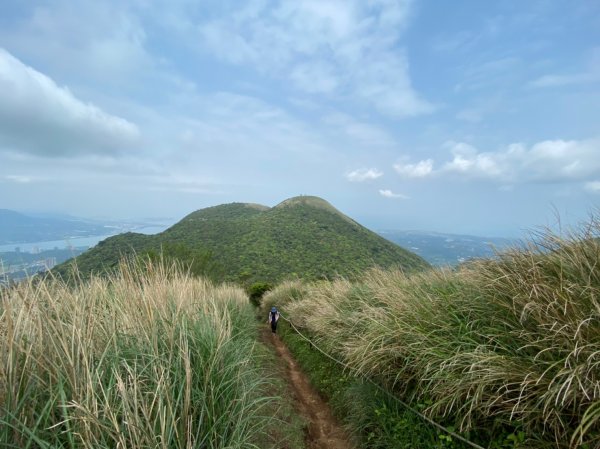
394,138,600,184
198,0,433,118
0,48,139,157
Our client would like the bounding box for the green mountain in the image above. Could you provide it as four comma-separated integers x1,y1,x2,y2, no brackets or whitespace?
55,196,429,283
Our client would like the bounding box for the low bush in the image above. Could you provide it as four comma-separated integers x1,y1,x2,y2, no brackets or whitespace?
247,281,274,307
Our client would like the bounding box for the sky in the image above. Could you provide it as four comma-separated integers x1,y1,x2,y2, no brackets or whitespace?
0,0,599,237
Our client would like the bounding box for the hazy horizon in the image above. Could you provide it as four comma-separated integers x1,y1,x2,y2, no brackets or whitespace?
1,1,598,237
2,198,587,240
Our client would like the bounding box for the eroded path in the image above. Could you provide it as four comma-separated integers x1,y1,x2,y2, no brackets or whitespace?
263,329,354,449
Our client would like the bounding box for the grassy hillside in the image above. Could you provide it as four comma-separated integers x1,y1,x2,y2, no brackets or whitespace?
55,196,429,283
262,221,600,448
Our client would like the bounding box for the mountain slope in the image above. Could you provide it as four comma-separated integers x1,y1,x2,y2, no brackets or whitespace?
56,196,429,283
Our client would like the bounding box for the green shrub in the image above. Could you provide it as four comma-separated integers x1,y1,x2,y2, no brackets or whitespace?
247,281,274,306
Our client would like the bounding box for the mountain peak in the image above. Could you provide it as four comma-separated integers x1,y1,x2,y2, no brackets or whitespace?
274,196,337,212
273,196,361,228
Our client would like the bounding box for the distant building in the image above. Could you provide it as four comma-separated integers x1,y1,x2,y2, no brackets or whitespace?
44,257,57,269
0,270,14,287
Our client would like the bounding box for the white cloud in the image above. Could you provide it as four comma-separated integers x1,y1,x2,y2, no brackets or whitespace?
442,141,504,178
379,189,409,199
0,48,140,157
354,50,435,117
173,91,328,167
395,139,600,184
393,159,434,178
290,62,339,94
346,168,383,182
585,181,600,193
474,139,599,182
0,1,152,83
196,0,433,118
4,175,34,183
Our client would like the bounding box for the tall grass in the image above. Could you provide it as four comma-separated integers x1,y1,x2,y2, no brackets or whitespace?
264,222,600,448
0,259,270,448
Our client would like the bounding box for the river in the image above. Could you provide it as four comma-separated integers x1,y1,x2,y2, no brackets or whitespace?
0,225,169,254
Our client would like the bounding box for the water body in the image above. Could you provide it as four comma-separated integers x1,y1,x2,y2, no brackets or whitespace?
0,225,168,254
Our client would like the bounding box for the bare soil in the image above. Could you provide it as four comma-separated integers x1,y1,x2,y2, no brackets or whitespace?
263,328,354,449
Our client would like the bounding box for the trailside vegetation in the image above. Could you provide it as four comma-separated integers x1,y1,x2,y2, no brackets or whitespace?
262,219,600,448
247,281,274,307
53,196,429,285
275,318,467,448
0,259,276,448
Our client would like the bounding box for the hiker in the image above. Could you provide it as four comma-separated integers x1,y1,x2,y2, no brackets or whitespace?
268,306,280,333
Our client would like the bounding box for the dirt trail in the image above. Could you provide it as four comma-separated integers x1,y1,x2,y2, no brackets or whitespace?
263,329,354,449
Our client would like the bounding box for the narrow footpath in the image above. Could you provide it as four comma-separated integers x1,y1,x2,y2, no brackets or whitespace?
262,328,354,449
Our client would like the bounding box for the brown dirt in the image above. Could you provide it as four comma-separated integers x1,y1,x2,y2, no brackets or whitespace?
262,328,354,449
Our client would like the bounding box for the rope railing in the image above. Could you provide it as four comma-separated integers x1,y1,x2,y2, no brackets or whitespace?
278,313,486,449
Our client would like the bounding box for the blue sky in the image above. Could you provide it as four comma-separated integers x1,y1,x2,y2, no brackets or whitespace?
0,0,599,236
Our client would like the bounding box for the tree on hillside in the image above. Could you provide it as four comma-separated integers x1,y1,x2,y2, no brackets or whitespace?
144,243,224,281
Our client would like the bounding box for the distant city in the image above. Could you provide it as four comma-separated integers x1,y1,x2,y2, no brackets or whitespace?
1,252,61,284
378,230,516,267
